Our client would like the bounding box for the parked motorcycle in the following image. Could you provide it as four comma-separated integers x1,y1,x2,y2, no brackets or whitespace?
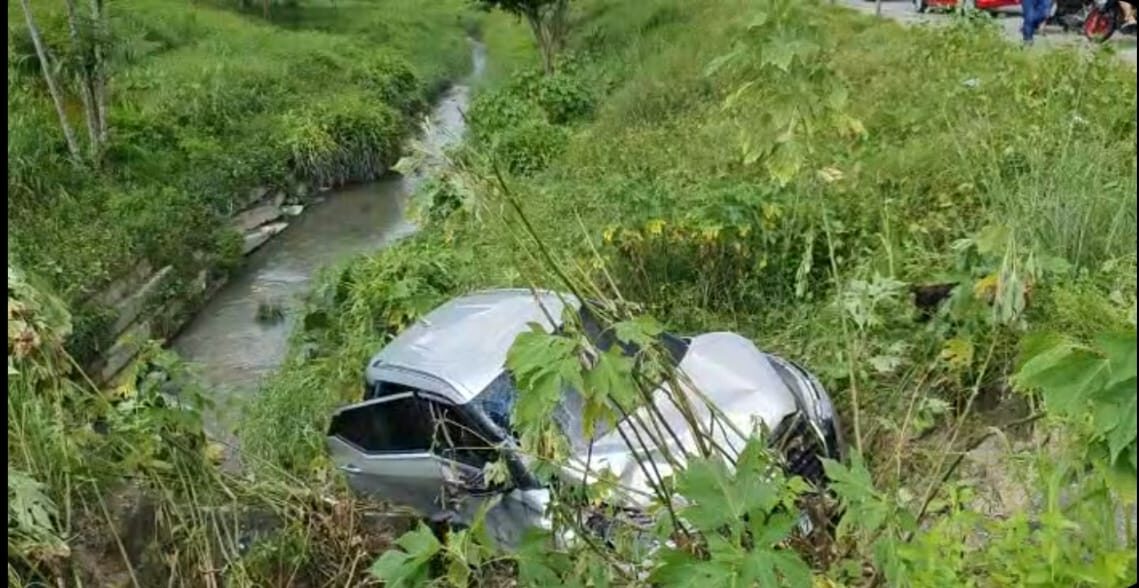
1054,0,1137,42
1084,0,1136,41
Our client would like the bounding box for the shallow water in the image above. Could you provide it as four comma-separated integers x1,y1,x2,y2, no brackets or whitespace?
170,40,486,411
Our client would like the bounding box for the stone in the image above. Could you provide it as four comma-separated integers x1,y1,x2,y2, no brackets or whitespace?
108,266,173,339
232,204,282,233
963,435,1031,518
281,205,304,217
241,222,289,255
98,320,152,383
90,261,154,308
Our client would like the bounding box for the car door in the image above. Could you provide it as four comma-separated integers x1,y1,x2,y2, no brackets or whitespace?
327,391,501,518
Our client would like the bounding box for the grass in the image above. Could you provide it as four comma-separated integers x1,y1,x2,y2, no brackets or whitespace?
7,0,475,363
244,0,1135,583
247,0,1138,481
8,0,1137,585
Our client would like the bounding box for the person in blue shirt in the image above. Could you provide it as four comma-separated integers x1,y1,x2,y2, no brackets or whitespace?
1021,0,1052,45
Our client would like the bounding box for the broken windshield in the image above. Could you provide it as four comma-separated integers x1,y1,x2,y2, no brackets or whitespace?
471,305,690,451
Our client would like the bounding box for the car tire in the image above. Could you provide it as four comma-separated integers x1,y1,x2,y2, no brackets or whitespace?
915,0,928,12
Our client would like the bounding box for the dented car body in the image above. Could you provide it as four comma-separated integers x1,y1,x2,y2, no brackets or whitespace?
326,289,844,547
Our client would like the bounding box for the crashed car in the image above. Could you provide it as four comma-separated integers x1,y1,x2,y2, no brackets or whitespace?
327,289,844,547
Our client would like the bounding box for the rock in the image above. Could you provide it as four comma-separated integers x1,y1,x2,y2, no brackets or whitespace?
99,320,153,383
964,435,1032,518
281,204,304,217
241,222,289,255
192,269,209,296
255,298,286,323
89,262,154,307
272,191,287,208
233,204,283,233
293,182,311,198
964,429,1137,546
108,266,173,339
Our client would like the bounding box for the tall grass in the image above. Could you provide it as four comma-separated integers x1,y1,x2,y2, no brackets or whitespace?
7,0,475,360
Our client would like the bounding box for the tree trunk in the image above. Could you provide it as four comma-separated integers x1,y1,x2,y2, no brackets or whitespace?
262,0,270,18
90,0,109,154
523,1,568,76
19,0,83,164
523,12,554,75
63,0,100,159
550,0,568,57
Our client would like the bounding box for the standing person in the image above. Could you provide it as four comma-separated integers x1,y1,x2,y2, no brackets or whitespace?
1021,0,1052,45
1122,1,1137,34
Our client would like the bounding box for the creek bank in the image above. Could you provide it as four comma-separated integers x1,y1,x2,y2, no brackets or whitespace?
83,177,341,385
83,37,487,388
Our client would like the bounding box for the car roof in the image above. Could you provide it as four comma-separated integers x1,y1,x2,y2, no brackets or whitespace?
367,289,580,404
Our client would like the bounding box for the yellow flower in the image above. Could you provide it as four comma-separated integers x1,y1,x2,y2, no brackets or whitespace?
205,442,226,464
973,273,999,303
645,219,666,236
940,338,975,370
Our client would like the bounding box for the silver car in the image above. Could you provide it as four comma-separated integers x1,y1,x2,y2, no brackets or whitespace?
326,289,844,547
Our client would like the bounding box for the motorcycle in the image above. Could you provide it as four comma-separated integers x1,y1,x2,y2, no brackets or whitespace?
1053,0,1137,42
913,0,1021,13
1083,0,1136,41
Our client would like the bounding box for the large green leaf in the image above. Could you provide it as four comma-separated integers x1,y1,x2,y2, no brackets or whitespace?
368,524,441,588
676,457,777,532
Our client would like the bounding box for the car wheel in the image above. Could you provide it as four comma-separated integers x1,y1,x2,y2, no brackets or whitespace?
914,0,928,12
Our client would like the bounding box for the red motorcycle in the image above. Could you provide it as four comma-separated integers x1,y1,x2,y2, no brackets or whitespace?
914,0,1021,13
1081,0,1137,41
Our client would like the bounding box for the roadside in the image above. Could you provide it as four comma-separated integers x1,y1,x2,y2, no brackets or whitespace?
841,0,1138,64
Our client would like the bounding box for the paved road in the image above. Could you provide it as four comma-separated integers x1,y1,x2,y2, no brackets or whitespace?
841,0,1137,65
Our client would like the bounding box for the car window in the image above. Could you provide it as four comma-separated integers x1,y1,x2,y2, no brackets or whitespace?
470,305,688,450
427,402,499,469
472,372,608,452
329,394,434,453
330,392,499,469
577,304,689,364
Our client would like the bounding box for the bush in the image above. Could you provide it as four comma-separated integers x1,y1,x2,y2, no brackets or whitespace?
279,94,403,188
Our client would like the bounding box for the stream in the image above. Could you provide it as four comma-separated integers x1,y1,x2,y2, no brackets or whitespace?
171,40,486,418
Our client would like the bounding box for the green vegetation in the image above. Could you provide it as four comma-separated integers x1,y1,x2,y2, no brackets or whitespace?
249,0,1136,585
8,0,474,362
8,0,1138,585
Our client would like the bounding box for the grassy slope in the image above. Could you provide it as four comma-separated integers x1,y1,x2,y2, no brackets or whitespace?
8,3,476,584
248,0,1136,467
7,0,473,360
9,0,1136,585
246,1,1136,580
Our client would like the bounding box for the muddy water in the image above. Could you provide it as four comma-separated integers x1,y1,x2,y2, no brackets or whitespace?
171,41,486,411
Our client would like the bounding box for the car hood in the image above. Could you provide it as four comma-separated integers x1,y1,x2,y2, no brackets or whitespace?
565,332,801,508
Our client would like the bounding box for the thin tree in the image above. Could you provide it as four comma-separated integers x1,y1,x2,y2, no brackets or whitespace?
63,0,109,162
88,0,109,150
18,0,83,164
476,0,570,75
